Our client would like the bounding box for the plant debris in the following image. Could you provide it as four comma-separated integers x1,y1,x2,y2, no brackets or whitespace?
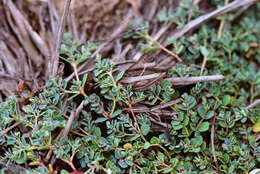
0,0,260,173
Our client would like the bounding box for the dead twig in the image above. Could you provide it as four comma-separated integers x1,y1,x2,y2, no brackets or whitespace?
0,122,20,137
211,111,219,174
134,72,165,90
232,2,255,21
166,75,225,86
0,158,26,174
200,55,207,75
65,11,133,82
150,99,181,112
46,101,84,161
133,23,171,61
149,116,171,130
121,73,165,84
62,101,84,138
167,0,258,40
142,33,183,62
51,0,71,77
246,99,260,110
217,0,229,38
0,72,22,81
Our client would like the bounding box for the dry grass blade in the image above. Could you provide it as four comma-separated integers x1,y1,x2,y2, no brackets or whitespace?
144,34,183,62
62,101,84,138
150,99,182,112
149,116,171,129
0,41,17,75
121,73,165,83
166,75,226,86
51,0,71,77
0,159,27,174
65,11,133,82
247,99,260,110
5,0,42,65
133,24,172,61
168,0,258,40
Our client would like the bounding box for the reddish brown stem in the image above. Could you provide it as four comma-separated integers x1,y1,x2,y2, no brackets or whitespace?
128,99,147,142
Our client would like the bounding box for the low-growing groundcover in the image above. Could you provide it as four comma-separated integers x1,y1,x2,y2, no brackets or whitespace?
1,1,260,174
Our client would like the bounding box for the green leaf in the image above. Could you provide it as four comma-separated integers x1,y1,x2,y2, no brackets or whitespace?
173,124,183,130
94,117,108,123
171,121,180,126
191,136,203,146
15,151,27,164
157,7,168,22
200,46,209,57
256,78,260,85
197,105,206,117
183,115,189,126
92,126,101,137
206,111,214,119
228,165,235,173
253,122,260,133
60,170,70,174
163,168,173,173
150,137,160,144
144,142,150,149
171,158,179,167
141,124,150,136
125,159,134,166
129,134,140,141
177,45,184,54
110,110,122,118
178,112,184,121
118,160,128,168
116,71,125,82
161,80,171,90
198,121,209,132
222,95,230,106
81,74,88,88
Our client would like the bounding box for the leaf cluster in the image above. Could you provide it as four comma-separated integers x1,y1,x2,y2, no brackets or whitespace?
0,1,260,174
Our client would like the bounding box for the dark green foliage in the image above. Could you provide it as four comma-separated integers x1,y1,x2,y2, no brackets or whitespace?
1,2,260,174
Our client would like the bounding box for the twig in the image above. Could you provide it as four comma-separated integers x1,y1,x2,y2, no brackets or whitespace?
133,23,171,61
246,99,260,110
0,72,22,81
0,158,26,173
211,112,219,173
65,11,133,82
232,2,254,21
121,73,165,83
200,56,207,75
150,99,181,112
28,53,39,89
61,101,84,138
128,99,147,142
47,0,56,34
217,0,229,38
134,73,165,90
187,0,202,22
143,34,183,62
0,122,20,137
46,101,84,161
166,75,225,86
149,116,171,129
51,0,71,77
167,0,258,40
